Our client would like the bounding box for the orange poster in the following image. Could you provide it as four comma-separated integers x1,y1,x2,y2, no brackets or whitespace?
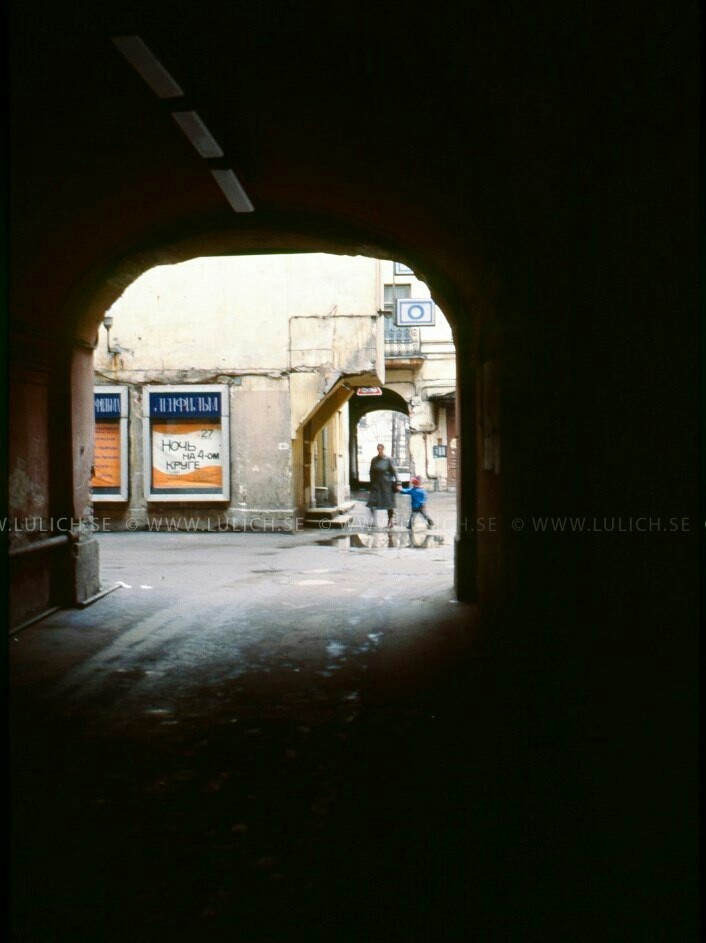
151,421,223,491
92,421,121,489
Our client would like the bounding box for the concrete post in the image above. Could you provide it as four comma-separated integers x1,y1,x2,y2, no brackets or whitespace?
69,345,101,603
454,318,477,602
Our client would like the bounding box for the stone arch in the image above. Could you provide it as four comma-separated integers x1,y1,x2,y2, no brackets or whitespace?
31,225,477,628
348,388,410,489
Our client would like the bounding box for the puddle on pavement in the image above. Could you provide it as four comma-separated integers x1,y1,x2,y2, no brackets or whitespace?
114,668,148,679
292,578,335,586
326,641,347,658
316,532,445,550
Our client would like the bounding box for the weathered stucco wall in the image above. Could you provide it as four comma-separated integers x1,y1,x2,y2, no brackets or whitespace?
96,253,381,375
230,378,293,527
93,253,390,529
290,373,324,438
90,252,459,528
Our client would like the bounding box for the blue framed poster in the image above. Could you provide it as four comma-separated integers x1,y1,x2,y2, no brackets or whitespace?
143,385,230,501
92,386,129,501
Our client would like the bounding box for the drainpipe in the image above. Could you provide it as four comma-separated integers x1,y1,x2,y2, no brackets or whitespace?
321,426,328,488
424,434,439,491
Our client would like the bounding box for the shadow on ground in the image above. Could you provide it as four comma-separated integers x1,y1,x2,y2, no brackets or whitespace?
11,608,500,943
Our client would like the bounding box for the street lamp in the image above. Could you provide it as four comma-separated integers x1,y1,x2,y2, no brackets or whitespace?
101,313,133,356
102,314,114,351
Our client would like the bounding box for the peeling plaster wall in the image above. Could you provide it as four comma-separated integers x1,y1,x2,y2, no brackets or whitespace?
290,313,384,396
290,373,324,438
95,253,380,376
290,313,381,377
230,379,293,528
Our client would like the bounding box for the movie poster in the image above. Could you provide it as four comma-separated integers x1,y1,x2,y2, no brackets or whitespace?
145,388,229,500
151,421,223,492
92,389,126,498
92,422,122,490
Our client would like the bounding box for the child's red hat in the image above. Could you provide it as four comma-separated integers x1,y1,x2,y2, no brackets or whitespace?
411,476,421,486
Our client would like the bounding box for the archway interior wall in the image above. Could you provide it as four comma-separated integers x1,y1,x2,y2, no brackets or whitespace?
8,360,59,627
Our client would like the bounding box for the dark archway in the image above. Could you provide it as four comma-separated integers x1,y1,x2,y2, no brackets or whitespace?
7,3,699,940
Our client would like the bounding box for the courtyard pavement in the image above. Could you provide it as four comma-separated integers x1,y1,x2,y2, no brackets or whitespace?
11,490,510,942
10,488,595,942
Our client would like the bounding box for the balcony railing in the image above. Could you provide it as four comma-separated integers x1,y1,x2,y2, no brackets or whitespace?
384,325,422,358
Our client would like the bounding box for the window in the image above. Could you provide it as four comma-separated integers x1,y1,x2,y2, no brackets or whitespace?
383,283,411,337
383,283,412,311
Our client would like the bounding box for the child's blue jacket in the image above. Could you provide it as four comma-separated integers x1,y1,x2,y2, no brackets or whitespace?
400,485,428,510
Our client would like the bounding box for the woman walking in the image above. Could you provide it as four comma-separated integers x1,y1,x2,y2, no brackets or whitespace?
366,443,399,528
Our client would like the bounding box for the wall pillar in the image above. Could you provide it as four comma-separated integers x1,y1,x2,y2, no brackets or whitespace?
454,317,477,602
69,345,101,603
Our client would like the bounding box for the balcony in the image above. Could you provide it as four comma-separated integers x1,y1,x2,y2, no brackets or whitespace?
384,325,423,361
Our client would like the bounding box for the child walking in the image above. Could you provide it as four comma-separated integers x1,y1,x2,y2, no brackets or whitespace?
398,476,435,529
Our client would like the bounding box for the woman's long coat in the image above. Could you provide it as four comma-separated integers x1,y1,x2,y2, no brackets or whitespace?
366,455,398,510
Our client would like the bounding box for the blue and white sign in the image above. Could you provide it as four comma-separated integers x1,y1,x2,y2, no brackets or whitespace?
396,298,435,326
94,392,122,419
149,391,221,418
